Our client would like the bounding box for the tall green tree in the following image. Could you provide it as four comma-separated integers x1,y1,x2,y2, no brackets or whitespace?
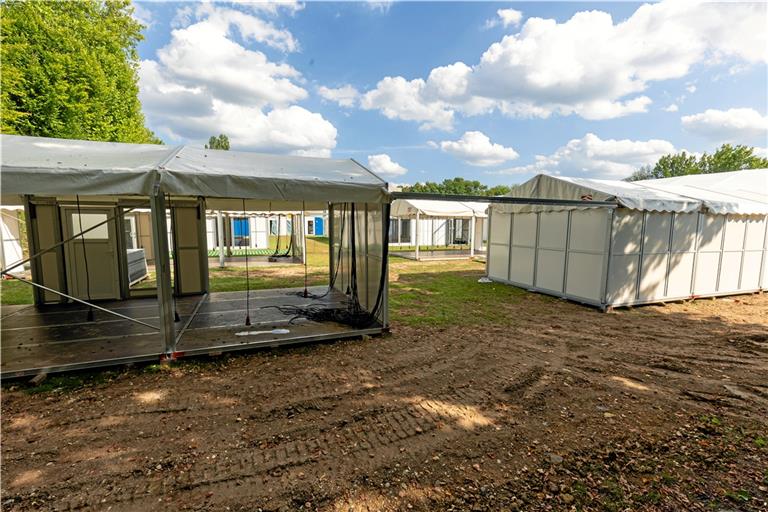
205,134,230,150
627,144,767,181
402,177,510,196
1,0,160,143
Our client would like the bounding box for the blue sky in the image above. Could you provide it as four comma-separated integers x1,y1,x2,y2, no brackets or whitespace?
134,1,768,186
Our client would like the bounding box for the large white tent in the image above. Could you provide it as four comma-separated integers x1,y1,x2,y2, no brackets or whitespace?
486,170,768,309
390,198,488,259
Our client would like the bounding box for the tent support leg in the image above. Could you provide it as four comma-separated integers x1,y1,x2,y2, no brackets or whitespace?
217,210,225,268
150,193,176,355
415,211,420,261
470,215,476,258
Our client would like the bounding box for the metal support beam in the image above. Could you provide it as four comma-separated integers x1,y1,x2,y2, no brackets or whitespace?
470,215,476,257
150,193,175,354
415,211,420,261
301,211,307,265
217,210,225,268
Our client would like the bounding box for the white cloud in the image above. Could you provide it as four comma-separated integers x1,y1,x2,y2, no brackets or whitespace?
357,1,767,128
682,108,768,142
686,84,697,94
493,133,676,179
486,8,523,29
664,104,679,112
440,131,519,167
754,147,768,159
367,154,408,176
317,85,360,108
139,5,336,156
131,2,154,28
365,1,393,13
360,76,455,131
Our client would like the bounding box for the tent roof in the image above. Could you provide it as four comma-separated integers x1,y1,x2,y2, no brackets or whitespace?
0,135,388,203
636,169,768,215
391,198,488,218
499,171,767,215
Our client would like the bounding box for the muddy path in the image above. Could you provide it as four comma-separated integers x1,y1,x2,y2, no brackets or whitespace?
2,288,767,511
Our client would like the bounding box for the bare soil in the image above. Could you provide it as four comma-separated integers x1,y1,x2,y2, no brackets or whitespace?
2,287,767,511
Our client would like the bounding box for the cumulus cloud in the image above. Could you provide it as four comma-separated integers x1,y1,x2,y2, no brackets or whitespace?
367,154,408,176
440,131,519,167
486,8,523,29
493,133,676,180
682,108,768,142
357,1,767,128
664,104,679,112
318,85,360,108
139,4,337,156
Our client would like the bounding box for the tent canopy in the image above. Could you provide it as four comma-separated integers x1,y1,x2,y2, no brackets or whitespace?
391,198,488,218
0,135,388,204
497,171,768,215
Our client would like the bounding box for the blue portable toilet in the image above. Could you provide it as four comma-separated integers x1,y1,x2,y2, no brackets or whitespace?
314,216,324,236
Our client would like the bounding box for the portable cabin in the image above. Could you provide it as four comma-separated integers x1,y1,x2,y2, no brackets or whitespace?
389,199,488,260
0,134,390,377
486,171,768,309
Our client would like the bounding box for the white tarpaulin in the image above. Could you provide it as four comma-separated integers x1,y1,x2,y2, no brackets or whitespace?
497,174,700,214
391,199,488,218
1,135,388,203
637,169,768,215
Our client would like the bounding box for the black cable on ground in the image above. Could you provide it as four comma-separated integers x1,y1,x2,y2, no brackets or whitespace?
75,195,94,321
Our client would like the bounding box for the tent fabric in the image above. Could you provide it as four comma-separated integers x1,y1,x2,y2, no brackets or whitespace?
1,135,388,203
391,199,488,218
636,169,768,215
496,171,767,215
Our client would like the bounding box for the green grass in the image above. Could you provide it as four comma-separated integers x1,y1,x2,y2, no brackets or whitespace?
0,278,33,305
389,259,526,327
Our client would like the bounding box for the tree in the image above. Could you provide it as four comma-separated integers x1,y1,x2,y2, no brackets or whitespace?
1,0,160,144
205,134,230,150
402,177,510,196
627,144,768,181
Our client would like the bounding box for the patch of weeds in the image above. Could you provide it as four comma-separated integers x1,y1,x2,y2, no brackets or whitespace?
571,480,588,497
635,490,662,505
22,370,118,394
660,472,677,485
725,489,751,503
754,435,766,449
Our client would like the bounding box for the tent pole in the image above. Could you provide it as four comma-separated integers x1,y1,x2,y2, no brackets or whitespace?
470,215,476,257
217,210,225,268
301,211,307,265
150,192,176,355
415,211,420,261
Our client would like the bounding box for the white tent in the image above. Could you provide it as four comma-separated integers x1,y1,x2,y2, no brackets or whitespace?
0,135,389,376
487,171,768,309
390,199,488,260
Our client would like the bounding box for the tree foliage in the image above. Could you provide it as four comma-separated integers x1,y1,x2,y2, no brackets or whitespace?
1,0,160,143
205,134,230,150
627,144,768,181
401,177,510,196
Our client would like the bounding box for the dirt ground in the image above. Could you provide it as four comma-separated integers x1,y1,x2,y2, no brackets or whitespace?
2,277,767,511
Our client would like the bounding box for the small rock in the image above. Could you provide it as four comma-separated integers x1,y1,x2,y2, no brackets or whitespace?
562,493,574,504
548,453,564,464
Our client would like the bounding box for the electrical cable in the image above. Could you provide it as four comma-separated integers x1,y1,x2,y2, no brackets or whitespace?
75,195,94,321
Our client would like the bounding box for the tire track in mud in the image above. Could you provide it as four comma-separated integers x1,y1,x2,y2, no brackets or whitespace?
26,365,551,511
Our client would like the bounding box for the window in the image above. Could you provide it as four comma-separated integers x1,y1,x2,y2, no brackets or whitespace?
72,212,109,239
307,220,314,235
389,218,399,242
400,219,411,244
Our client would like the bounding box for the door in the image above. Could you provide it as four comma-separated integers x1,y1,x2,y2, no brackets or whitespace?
170,201,208,296
62,206,121,300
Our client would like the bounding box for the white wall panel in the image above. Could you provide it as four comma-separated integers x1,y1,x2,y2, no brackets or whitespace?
744,217,766,251
512,213,536,246
535,249,565,292
671,212,698,252
638,253,668,301
570,210,608,252
488,245,509,280
666,253,695,297
740,251,763,290
565,253,604,301
538,212,567,249
607,254,638,304
509,246,535,285
693,252,720,294
699,214,725,252
610,210,642,254
490,212,511,245
718,252,743,292
643,213,672,254
723,217,747,251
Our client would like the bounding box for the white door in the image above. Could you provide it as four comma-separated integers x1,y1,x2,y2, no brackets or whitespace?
63,207,121,300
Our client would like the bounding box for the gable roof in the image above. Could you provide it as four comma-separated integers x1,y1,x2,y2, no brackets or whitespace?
0,134,388,203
